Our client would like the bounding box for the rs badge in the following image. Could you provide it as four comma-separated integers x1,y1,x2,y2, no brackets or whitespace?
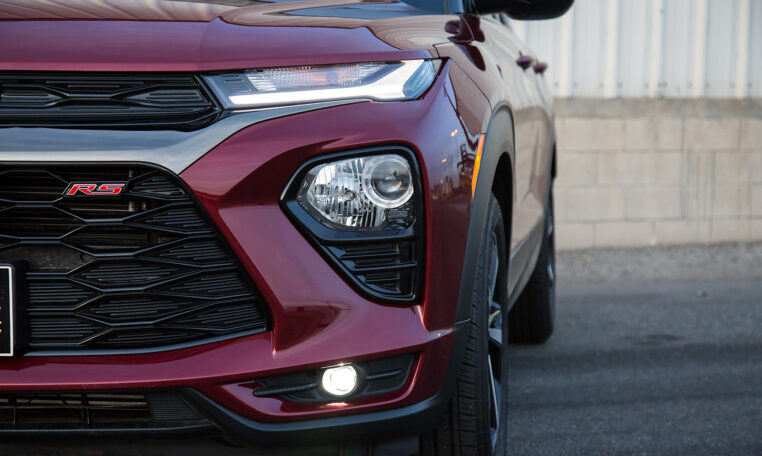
64,183,126,196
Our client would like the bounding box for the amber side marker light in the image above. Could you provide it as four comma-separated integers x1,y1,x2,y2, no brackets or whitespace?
471,134,486,199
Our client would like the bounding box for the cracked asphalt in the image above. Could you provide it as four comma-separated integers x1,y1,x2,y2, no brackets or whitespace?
3,243,761,455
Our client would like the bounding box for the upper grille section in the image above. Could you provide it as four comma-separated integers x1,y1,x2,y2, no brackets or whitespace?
0,164,268,353
0,73,221,130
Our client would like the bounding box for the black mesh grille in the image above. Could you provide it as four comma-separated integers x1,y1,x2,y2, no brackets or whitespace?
0,164,268,353
0,73,221,130
0,391,207,428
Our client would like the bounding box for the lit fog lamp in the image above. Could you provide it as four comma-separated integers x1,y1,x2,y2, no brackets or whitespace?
320,365,359,397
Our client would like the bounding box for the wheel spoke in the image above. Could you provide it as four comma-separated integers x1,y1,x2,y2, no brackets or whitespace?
486,226,505,451
489,306,501,325
488,237,499,303
489,328,502,347
487,353,499,446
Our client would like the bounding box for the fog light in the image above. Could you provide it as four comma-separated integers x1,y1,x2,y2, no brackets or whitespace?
320,365,359,397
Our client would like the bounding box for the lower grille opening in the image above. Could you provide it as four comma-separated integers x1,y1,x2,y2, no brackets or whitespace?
0,391,207,428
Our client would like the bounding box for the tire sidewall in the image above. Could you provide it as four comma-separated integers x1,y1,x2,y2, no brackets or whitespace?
475,195,510,455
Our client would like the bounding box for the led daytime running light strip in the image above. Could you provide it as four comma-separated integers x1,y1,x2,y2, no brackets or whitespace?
227,60,427,107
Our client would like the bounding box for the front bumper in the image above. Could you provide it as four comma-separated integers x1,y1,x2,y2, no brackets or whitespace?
0,62,485,439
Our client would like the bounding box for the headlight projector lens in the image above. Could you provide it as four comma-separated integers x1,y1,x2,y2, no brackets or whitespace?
320,365,359,397
362,155,413,209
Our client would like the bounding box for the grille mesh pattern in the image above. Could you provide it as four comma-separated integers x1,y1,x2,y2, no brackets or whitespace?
327,241,418,297
0,73,220,130
0,391,206,428
0,164,268,353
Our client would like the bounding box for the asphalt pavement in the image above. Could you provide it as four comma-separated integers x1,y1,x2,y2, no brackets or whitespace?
3,243,761,455
507,243,762,455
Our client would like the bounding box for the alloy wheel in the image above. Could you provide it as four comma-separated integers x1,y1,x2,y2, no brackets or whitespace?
487,232,504,450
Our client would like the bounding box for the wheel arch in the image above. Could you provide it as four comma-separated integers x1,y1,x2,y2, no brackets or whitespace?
415,103,517,421
456,102,516,324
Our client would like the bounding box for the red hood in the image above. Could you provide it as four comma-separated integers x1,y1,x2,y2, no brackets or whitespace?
0,0,455,71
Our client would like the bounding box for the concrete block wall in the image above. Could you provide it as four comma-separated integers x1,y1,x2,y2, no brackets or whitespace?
553,99,762,250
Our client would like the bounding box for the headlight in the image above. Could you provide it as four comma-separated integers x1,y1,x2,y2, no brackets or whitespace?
297,154,415,231
204,60,439,109
282,148,423,303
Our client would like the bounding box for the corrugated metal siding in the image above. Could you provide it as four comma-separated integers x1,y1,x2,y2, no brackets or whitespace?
513,0,760,98
617,1,651,98
751,0,762,97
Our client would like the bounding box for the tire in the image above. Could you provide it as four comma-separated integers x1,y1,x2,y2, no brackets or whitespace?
508,185,555,344
421,194,509,456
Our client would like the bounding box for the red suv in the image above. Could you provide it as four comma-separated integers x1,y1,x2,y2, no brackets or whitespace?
0,0,572,454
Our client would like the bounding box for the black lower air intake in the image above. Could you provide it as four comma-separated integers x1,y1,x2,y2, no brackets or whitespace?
0,390,210,430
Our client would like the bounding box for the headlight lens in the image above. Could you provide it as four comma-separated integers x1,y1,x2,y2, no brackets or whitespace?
297,154,415,231
204,60,439,109
362,155,414,209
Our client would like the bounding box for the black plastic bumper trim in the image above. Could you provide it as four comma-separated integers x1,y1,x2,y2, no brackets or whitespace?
183,388,446,443
180,323,466,444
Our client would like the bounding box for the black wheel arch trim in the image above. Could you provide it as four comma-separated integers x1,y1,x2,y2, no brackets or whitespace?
455,102,515,325
428,103,516,432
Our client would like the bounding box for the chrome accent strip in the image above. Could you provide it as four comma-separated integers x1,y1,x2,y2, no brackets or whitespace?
0,101,355,174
